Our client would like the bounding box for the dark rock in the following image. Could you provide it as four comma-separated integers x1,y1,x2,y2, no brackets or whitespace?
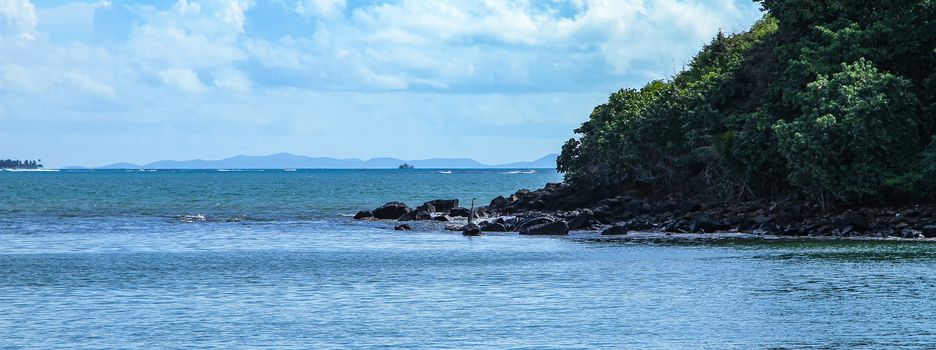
513,189,531,201
415,203,436,213
591,205,614,219
462,223,481,236
922,225,936,238
601,224,629,236
432,215,450,222
489,196,509,210
748,215,773,226
515,216,555,232
394,224,412,231
399,210,432,221
353,210,373,220
675,200,701,214
624,199,644,214
901,229,924,239
479,221,508,232
781,226,803,236
652,200,677,214
520,221,569,235
373,202,411,220
690,213,719,233
567,209,595,230
473,206,490,219
449,207,471,217
427,199,459,213
839,213,869,232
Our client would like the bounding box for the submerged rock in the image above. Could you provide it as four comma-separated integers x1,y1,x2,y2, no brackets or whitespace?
601,224,629,236
520,221,569,235
479,221,508,232
923,225,936,238
515,216,555,232
399,210,432,221
462,223,482,236
373,202,410,220
394,224,413,231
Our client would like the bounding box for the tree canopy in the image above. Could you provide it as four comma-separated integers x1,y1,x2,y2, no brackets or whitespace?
558,0,936,206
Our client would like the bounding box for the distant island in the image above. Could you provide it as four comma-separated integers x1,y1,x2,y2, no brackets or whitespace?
398,163,415,169
68,153,559,170
0,159,43,170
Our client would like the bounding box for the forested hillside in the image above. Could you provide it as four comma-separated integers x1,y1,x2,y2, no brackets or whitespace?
558,0,936,208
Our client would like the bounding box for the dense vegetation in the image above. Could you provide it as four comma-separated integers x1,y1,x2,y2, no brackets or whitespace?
558,0,936,208
0,159,42,169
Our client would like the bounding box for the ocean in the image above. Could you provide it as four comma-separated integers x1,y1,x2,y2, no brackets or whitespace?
2,169,936,349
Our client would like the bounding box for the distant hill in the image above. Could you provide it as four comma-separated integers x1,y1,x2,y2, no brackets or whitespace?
86,153,559,169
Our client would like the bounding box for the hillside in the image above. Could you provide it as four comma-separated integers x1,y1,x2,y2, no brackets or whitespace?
557,0,936,208
89,153,559,169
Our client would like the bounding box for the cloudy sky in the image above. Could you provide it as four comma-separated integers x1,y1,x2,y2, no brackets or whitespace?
0,0,762,167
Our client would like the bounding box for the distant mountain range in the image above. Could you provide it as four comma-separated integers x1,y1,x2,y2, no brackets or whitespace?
68,153,559,169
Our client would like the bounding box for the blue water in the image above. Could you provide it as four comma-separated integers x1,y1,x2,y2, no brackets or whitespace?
3,169,936,349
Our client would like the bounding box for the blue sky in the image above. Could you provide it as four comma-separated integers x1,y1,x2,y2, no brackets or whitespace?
0,0,763,167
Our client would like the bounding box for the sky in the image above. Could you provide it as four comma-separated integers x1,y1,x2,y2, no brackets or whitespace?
0,0,763,168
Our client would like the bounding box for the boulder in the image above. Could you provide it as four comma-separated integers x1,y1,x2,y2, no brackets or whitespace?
427,199,459,213
690,213,719,233
479,221,508,232
624,199,644,214
398,210,431,221
923,225,936,238
514,216,555,232
373,202,411,220
353,210,373,220
415,203,436,213
449,207,471,217
473,206,490,219
675,200,701,214
394,224,412,231
520,221,569,235
601,224,629,236
462,223,482,236
432,215,450,222
489,196,509,210
839,213,869,232
567,209,595,230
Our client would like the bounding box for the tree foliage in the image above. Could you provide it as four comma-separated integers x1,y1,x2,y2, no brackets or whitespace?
557,1,936,205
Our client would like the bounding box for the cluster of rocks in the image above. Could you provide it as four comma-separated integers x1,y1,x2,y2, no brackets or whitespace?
352,187,598,235
355,199,478,224
355,182,936,238
499,183,936,238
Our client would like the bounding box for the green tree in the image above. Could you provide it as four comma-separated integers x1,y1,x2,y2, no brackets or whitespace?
774,59,921,206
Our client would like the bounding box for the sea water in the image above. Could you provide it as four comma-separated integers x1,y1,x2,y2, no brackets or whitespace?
2,169,936,349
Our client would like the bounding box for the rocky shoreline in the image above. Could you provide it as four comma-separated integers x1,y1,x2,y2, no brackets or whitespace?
354,183,936,239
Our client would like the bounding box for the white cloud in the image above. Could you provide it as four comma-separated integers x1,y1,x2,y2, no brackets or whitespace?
295,0,345,18
62,71,115,97
220,0,253,33
159,68,207,92
0,0,764,167
0,0,37,39
214,69,251,92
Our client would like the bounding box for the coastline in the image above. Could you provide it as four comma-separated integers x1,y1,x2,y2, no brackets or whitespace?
357,182,936,239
